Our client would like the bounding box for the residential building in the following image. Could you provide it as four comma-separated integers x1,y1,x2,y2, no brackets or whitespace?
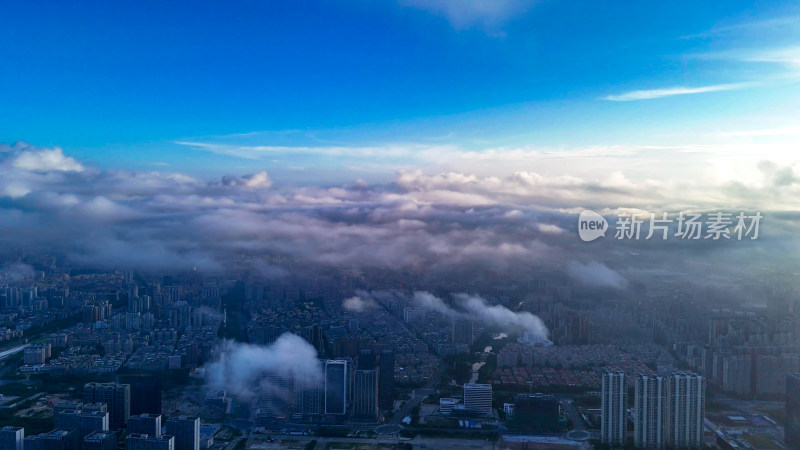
0,426,24,450
128,414,162,437
785,373,800,449
126,434,174,450
601,372,627,445
165,416,199,450
83,431,116,450
84,383,130,429
634,374,666,449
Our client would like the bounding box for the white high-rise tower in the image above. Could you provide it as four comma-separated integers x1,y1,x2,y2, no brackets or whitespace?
601,372,627,445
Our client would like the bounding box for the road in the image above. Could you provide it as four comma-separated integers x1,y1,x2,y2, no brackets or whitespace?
7,391,45,409
389,365,442,426
0,343,28,361
390,389,428,426
712,393,785,422
249,434,496,450
559,397,587,431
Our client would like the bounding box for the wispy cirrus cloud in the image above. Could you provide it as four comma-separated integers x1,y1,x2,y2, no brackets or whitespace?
680,15,800,40
741,46,800,67
695,46,800,68
604,82,753,102
715,125,800,138
176,140,456,160
399,0,535,35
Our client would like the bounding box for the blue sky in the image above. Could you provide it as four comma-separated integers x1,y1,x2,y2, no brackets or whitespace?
2,0,799,182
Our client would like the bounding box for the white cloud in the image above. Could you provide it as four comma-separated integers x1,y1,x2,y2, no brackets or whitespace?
681,16,800,40
242,171,273,189
205,334,322,401
0,142,798,286
742,46,800,68
176,141,452,160
342,294,378,312
399,0,534,34
409,291,549,339
604,83,753,101
567,261,628,289
536,223,564,234
715,125,800,137
11,147,85,172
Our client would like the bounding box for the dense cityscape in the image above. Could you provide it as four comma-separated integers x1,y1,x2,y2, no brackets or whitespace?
0,255,798,449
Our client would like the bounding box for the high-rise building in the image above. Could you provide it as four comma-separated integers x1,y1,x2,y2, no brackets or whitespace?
168,301,191,331
162,286,182,304
463,383,493,416
293,376,323,417
82,305,99,324
664,372,705,448
254,374,293,420
378,349,394,410
601,372,627,445
24,344,48,365
722,354,752,396
403,307,426,323
0,426,24,450
126,312,141,330
324,360,349,416
24,429,75,450
634,372,705,449
128,414,162,436
53,401,80,415
82,403,108,414
125,434,174,450
785,373,800,449
165,416,199,450
357,349,374,370
305,324,324,354
84,383,131,429
83,431,116,450
128,377,162,415
452,318,474,346
53,409,109,441
353,369,379,420
634,374,666,449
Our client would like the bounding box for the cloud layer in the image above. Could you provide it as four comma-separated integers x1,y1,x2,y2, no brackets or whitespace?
1,142,798,292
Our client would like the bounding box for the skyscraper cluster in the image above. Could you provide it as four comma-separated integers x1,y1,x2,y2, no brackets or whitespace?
6,382,203,450
601,372,706,449
83,382,130,430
